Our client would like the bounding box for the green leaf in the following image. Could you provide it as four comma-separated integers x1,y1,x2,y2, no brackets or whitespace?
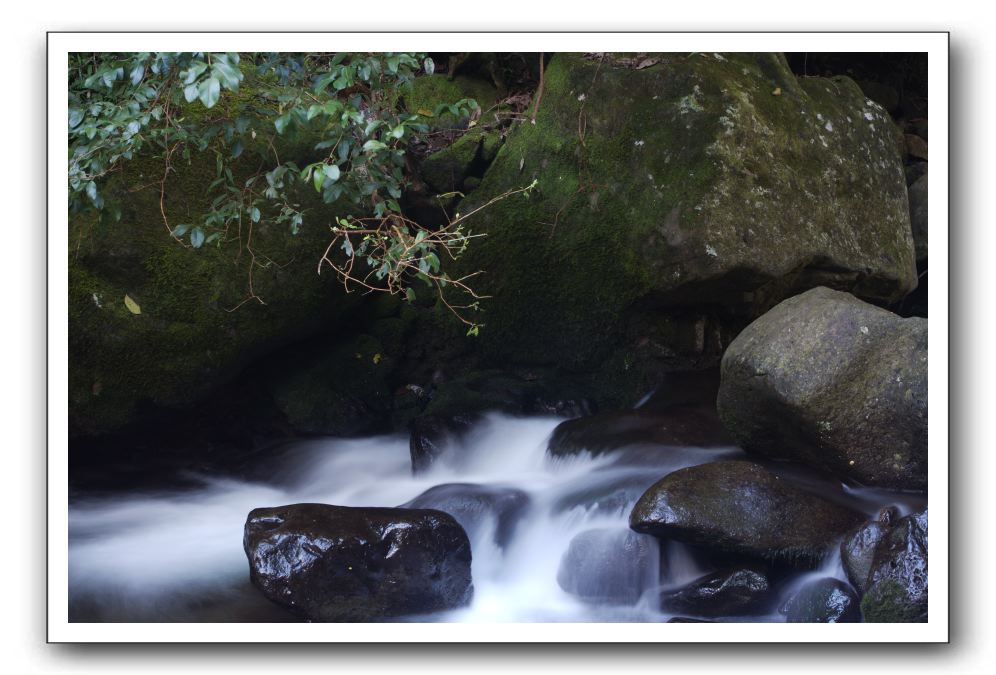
406,287,416,302
466,325,480,337
250,207,261,223
324,164,340,182
190,228,205,248
129,65,144,86
274,114,291,134
198,77,221,108
123,294,142,315
362,140,388,153
183,83,199,103
313,165,325,192
171,224,191,237
68,108,84,129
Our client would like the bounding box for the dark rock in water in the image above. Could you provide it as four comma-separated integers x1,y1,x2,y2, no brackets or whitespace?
409,414,480,473
856,509,928,623
840,506,901,594
659,567,771,617
244,503,472,622
553,472,661,517
400,483,530,548
547,406,732,458
556,528,658,604
905,133,928,161
667,617,715,623
908,172,928,263
782,577,862,623
717,287,928,491
630,460,865,566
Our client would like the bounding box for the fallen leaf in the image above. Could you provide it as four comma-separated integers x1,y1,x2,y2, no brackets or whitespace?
417,108,435,117
772,87,782,96
123,294,141,315
372,353,382,364
635,58,660,70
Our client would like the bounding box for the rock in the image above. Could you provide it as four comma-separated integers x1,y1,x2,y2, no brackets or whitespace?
400,483,530,548
849,509,928,623
69,147,360,437
630,460,865,566
905,133,928,161
782,577,862,623
667,617,715,623
840,506,901,594
244,503,473,622
553,472,661,516
445,52,916,407
659,567,772,617
419,128,503,194
717,287,928,490
409,414,480,473
857,80,900,115
402,74,498,131
905,161,928,187
556,528,658,604
547,406,732,458
909,172,928,262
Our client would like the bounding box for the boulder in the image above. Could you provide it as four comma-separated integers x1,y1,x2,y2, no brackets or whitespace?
659,567,772,617
717,287,928,490
400,483,530,548
409,413,481,473
446,52,915,407
630,460,865,566
556,528,658,604
845,509,928,623
781,577,862,623
243,503,472,621
553,472,661,517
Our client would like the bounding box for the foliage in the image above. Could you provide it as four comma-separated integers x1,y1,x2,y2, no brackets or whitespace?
68,51,513,330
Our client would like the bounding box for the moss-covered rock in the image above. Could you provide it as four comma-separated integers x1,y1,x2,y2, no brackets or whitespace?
419,128,504,194
445,53,916,406
69,142,361,437
717,287,927,490
402,74,498,130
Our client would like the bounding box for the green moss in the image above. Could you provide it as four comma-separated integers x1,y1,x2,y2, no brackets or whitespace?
402,75,498,129
861,579,925,623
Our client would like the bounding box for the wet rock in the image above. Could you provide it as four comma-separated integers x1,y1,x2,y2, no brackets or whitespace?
556,528,658,604
244,503,472,622
409,414,480,473
667,617,715,623
909,172,928,262
400,483,530,548
717,287,928,490
553,472,661,517
782,577,862,623
659,567,772,618
547,406,732,458
840,506,901,593
853,509,928,623
630,460,865,566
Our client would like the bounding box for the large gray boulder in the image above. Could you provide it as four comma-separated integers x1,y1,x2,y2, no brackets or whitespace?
244,503,472,621
443,52,916,405
629,460,865,566
717,287,927,490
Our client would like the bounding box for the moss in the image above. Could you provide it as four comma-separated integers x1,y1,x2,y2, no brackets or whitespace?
419,127,504,194
427,52,914,405
68,127,360,436
861,579,925,623
402,75,498,129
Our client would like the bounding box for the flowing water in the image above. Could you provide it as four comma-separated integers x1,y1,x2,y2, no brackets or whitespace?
68,413,925,623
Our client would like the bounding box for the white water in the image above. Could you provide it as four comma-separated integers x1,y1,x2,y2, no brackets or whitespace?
68,413,921,623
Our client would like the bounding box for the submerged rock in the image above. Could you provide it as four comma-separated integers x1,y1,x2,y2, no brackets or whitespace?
244,503,472,621
547,406,732,458
717,287,928,490
659,567,771,618
630,460,865,566
400,483,530,548
782,577,862,623
556,528,658,604
849,509,928,623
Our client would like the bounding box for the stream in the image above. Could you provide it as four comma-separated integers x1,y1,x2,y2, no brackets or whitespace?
68,413,925,622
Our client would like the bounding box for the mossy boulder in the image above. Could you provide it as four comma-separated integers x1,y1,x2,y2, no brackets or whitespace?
402,74,498,130
69,144,360,437
858,509,928,623
717,287,927,490
447,53,915,406
419,127,504,194
781,577,862,623
629,460,865,566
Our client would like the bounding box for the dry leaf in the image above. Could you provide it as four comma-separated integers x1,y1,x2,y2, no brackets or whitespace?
417,108,435,117
123,294,141,315
372,353,382,365
635,58,660,70
772,87,782,96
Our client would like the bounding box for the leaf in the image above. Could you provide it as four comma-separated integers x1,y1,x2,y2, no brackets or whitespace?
123,294,141,315
198,77,221,108
68,108,84,129
423,57,434,75
772,87,782,96
183,83,199,103
171,224,191,237
406,287,416,302
250,207,261,223
635,58,660,70
362,140,388,153
324,164,340,182
274,114,291,134
372,353,382,364
129,64,145,86
466,325,480,337
312,165,325,192
417,108,435,118
190,228,205,248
